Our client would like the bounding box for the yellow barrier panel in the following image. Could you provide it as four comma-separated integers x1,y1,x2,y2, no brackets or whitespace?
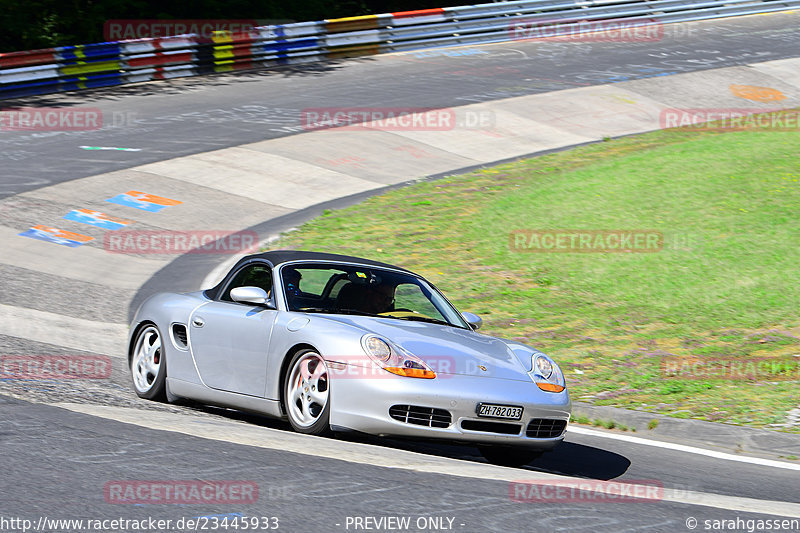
212,31,234,44
60,60,121,76
213,47,235,60
326,15,379,33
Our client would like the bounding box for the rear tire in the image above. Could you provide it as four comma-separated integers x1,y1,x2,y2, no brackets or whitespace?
284,349,331,436
130,324,167,402
478,446,543,467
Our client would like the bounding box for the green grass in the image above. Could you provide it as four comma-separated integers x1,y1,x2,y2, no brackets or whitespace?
268,116,800,431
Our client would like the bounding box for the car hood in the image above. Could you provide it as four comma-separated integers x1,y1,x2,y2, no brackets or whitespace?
317,314,533,381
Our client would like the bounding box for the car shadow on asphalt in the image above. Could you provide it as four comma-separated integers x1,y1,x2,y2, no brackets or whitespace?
345,435,632,480
526,441,631,479
190,402,631,480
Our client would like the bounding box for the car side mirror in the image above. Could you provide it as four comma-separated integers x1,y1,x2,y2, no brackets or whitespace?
230,286,275,308
461,312,482,330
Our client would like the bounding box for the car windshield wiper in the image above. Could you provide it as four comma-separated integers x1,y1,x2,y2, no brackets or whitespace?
296,307,378,317
296,308,460,325
334,309,379,317
380,314,454,327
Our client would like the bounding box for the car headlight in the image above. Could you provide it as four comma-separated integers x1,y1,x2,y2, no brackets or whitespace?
364,336,391,362
536,355,553,379
362,335,436,379
532,353,565,393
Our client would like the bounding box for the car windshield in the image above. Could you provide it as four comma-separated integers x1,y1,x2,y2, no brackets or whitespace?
280,263,468,329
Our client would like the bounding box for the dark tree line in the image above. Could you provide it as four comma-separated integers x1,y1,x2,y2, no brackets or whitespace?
0,0,472,52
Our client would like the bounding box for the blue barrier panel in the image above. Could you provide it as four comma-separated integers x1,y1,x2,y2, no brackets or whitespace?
262,38,320,53
57,43,124,61
59,72,124,92
0,71,124,99
0,78,62,98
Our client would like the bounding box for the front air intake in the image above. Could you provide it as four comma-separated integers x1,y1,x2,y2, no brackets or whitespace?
460,420,522,435
526,418,567,438
389,404,452,428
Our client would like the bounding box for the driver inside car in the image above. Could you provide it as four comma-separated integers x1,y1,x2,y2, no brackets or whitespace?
283,268,303,306
364,283,395,314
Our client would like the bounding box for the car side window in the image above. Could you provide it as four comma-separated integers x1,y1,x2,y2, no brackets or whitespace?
394,283,441,317
221,264,273,302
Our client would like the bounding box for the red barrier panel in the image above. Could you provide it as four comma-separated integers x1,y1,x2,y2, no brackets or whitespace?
0,49,57,68
391,8,445,19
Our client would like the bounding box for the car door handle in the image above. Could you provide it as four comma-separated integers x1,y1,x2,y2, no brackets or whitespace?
192,316,205,328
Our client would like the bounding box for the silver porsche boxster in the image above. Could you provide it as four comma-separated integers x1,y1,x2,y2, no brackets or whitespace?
129,250,571,466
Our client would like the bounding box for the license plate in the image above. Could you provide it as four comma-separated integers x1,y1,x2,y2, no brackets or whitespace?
476,403,523,420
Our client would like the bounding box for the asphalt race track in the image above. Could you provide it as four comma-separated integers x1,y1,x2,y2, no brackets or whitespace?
2,12,800,198
2,397,799,533
1,11,800,533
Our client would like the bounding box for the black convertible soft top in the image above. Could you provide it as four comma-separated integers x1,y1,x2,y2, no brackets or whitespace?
204,249,412,300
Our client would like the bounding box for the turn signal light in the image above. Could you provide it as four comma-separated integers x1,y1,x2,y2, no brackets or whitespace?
536,382,565,392
385,366,436,379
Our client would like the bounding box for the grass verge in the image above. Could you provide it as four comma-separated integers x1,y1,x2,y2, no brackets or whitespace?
268,114,800,431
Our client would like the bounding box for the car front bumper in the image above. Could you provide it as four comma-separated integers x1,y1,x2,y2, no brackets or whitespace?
328,371,571,449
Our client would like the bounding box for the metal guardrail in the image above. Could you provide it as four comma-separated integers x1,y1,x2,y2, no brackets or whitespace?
1,0,798,100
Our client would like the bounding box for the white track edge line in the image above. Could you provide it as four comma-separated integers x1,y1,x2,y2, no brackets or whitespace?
568,426,800,471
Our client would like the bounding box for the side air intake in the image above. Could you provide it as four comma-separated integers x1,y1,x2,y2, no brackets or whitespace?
526,418,567,438
389,405,452,428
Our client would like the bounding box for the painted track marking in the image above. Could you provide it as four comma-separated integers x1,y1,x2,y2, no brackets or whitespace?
569,426,800,471
0,304,127,356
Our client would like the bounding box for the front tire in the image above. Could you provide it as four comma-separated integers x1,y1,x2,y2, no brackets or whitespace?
479,446,543,467
130,324,167,402
284,349,331,436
